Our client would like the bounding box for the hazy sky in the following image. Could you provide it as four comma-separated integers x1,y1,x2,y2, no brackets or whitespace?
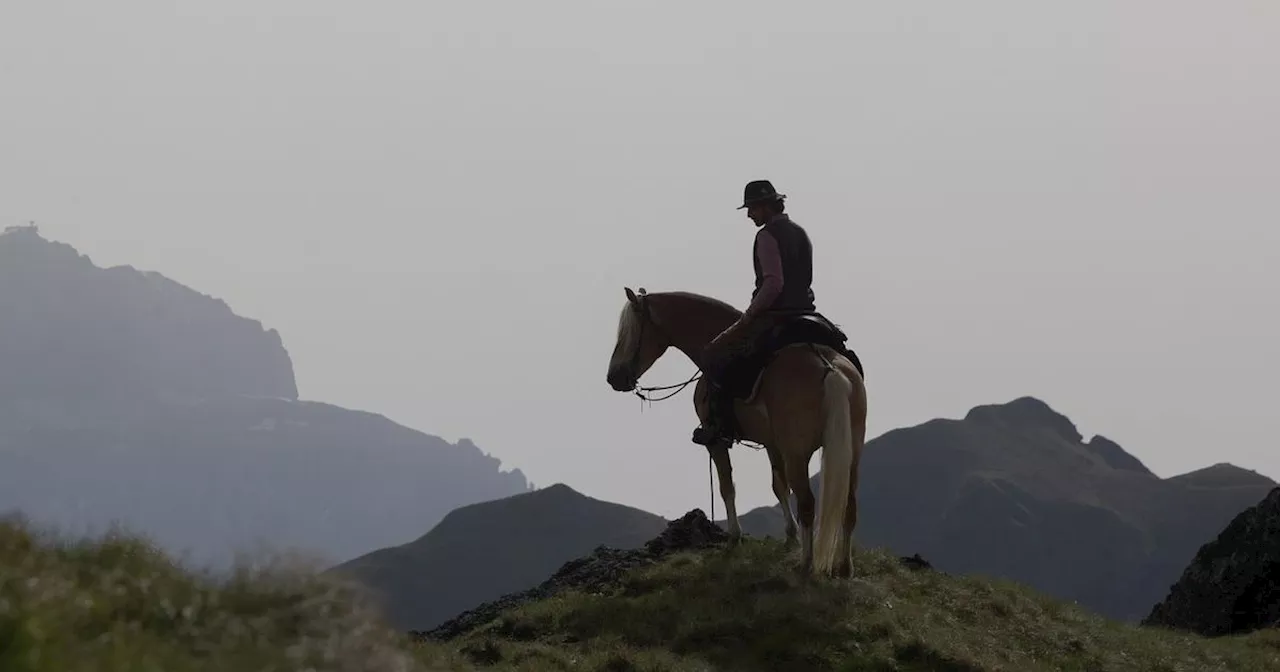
3,1,1277,520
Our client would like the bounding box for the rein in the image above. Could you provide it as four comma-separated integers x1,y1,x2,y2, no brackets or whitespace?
633,371,701,403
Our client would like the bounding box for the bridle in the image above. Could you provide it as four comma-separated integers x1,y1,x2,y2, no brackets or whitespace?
626,289,702,404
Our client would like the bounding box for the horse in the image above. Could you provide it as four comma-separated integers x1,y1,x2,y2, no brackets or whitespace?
605,287,868,577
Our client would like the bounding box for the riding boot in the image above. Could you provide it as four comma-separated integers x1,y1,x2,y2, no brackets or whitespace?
692,383,737,446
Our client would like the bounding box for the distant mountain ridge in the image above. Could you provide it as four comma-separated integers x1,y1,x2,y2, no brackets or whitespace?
735,396,1276,622
0,224,296,414
0,227,532,568
331,483,669,631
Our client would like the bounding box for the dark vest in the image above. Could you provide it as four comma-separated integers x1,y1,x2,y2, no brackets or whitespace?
753,214,816,313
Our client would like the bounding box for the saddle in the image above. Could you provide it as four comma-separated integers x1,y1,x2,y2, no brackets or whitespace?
719,311,864,401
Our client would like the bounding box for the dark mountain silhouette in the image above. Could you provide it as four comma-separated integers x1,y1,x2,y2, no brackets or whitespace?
1166,462,1276,489
734,396,1275,622
1144,486,1280,636
0,226,531,568
330,483,668,632
337,397,1273,631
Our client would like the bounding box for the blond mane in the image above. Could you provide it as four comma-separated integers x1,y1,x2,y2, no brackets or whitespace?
609,300,644,373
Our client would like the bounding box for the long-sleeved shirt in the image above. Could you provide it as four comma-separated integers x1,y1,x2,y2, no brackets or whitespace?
744,212,815,319
744,227,785,319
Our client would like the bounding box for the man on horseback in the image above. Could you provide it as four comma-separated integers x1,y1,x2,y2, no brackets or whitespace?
692,179,839,447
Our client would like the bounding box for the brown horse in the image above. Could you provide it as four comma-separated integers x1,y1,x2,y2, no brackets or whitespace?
605,287,868,577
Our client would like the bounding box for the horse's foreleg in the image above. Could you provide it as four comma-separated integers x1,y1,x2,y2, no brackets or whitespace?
708,441,740,542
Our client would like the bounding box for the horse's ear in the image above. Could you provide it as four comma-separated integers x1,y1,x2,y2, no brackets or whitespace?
625,287,639,305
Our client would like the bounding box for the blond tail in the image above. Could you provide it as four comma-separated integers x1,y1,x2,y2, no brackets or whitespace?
812,368,854,575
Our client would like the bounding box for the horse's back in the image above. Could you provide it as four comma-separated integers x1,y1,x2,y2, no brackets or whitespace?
763,344,865,414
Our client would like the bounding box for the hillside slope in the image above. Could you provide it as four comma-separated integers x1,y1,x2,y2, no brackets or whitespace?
331,484,669,632
734,396,1275,622
0,514,426,672
4,509,1276,672
413,510,1280,672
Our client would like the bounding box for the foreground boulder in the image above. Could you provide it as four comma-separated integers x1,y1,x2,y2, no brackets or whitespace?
1144,486,1280,636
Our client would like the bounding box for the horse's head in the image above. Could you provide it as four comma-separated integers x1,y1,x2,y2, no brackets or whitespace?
606,287,672,392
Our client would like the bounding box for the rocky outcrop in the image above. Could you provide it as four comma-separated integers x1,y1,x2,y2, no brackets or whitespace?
1143,487,1280,636
0,225,297,413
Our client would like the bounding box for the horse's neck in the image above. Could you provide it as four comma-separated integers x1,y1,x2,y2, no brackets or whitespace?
655,295,740,368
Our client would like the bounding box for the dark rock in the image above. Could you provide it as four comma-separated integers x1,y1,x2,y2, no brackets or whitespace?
415,509,728,642
1143,487,1280,636
644,508,731,554
899,553,934,571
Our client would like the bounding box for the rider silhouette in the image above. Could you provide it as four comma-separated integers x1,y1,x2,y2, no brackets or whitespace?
692,179,819,446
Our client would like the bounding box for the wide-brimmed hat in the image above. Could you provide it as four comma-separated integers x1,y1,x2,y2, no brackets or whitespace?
737,179,786,209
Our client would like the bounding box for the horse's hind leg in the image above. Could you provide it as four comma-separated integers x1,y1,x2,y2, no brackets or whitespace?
708,441,741,542
835,462,859,578
766,447,798,548
784,450,816,575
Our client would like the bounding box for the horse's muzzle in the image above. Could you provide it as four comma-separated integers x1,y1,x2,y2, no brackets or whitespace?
606,368,636,392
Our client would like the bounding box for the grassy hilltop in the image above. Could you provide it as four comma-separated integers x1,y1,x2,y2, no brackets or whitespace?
2,514,1277,672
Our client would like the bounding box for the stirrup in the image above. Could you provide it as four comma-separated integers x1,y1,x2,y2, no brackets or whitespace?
692,424,734,447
